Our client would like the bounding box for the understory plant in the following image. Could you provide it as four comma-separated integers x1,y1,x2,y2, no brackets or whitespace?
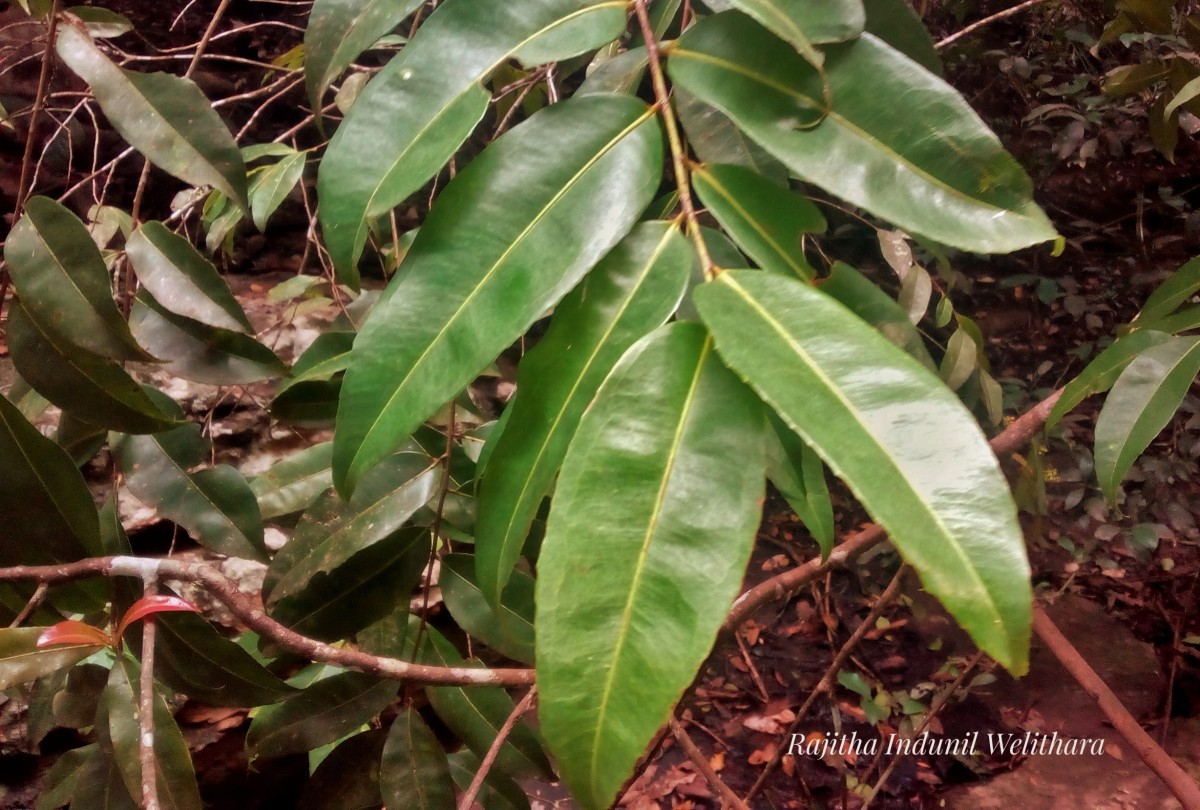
2,0,1190,807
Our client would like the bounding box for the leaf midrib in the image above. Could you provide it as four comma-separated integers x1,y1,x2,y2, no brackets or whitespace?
695,167,808,276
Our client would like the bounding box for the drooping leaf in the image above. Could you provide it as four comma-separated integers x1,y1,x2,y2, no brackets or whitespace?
379,708,456,810
4,197,147,361
766,412,835,556
863,0,941,75
817,262,936,370
246,671,397,760
474,222,690,606
267,526,429,641
101,656,202,810
1047,331,1176,430
114,422,267,561
0,628,101,689
0,393,100,566
130,293,286,385
297,729,386,810
265,452,440,603
694,271,1031,673
536,322,766,809
668,14,1057,253
56,24,248,209
441,554,535,664
125,222,252,332
691,163,825,278
317,0,629,281
249,150,306,230
6,300,179,434
1095,336,1200,502
334,94,662,494
250,441,335,519
304,0,424,113
421,625,552,779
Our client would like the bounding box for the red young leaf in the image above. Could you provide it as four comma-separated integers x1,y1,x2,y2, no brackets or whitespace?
115,595,200,641
37,620,112,649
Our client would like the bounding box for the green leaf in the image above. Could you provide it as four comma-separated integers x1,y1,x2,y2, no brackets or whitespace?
264,452,440,603
56,23,248,209
441,554,536,664
36,745,97,810
268,526,429,641
297,730,386,810
304,0,424,113
863,0,941,76
674,89,787,183
125,222,252,332
6,299,178,434
246,671,397,760
250,441,334,519
705,0,865,46
65,6,133,38
317,0,628,281
421,625,552,779
0,394,99,566
129,293,286,385
691,163,825,279
101,656,202,810
693,271,1031,673
1133,256,1200,326
474,222,689,606
55,745,139,810
818,262,936,370
1046,331,1176,429
668,14,1057,253
1095,336,1200,502
0,628,100,690
446,751,530,810
281,332,356,387
578,47,648,96
272,381,343,426
766,413,834,556
536,322,766,809
380,708,456,810
4,197,147,361
249,151,306,230
334,94,662,495
114,422,267,561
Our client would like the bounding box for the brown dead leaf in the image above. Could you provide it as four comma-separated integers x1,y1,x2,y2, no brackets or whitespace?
749,742,778,765
709,751,725,772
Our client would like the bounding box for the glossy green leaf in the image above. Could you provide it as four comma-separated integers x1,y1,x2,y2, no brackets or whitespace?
54,746,139,810
56,410,108,467
246,671,397,760
125,222,252,332
668,14,1057,253
304,0,424,113
265,452,440,602
130,294,286,385
4,197,147,361
298,730,386,810
1133,256,1200,326
268,526,428,641
317,0,628,281
766,413,834,556
818,262,936,370
380,708,456,810
691,163,825,278
441,554,535,663
578,47,648,96
56,24,247,209
6,300,178,434
474,222,690,606
446,751,530,810
280,332,356,388
250,151,306,230
0,628,100,690
1095,336,1200,502
114,422,267,561
334,94,662,495
250,441,335,519
101,657,202,810
421,626,552,779
705,0,865,45
1047,331,1176,430
0,394,99,566
863,0,941,75
674,89,787,183
694,270,1031,672
536,322,766,809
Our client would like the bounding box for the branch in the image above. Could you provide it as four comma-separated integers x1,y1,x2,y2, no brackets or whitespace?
670,718,749,810
458,687,538,810
138,576,161,810
936,0,1056,50
0,556,535,687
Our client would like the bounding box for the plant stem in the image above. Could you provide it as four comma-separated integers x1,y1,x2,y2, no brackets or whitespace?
139,575,161,810
458,687,538,810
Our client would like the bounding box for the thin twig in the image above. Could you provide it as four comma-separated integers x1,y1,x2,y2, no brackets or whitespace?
457,687,538,810
138,575,160,810
7,582,49,628
15,0,59,212
744,565,910,803
670,718,750,810
936,0,1055,49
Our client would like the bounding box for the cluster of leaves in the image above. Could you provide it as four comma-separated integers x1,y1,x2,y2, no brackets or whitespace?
2,0,1194,807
